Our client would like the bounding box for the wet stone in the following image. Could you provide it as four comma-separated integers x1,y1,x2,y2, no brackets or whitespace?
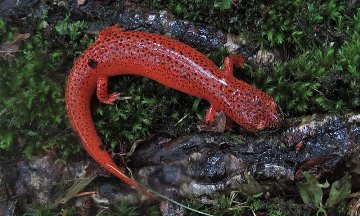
189,152,227,182
118,12,145,30
168,20,187,39
98,182,118,200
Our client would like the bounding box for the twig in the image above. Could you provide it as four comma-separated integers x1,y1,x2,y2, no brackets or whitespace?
74,191,96,198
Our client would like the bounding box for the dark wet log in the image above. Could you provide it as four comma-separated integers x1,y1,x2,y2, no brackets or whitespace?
131,112,360,198
1,114,359,214
0,0,246,54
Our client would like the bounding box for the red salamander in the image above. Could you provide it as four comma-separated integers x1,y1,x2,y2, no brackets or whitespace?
65,25,283,195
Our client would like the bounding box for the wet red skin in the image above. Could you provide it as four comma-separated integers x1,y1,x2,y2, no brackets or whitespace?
65,25,283,195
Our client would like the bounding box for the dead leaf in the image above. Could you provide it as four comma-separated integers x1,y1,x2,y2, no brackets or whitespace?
77,0,86,7
0,33,30,59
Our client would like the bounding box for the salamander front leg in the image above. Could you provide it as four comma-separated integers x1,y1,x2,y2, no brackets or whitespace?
198,105,227,132
223,54,245,77
96,76,121,105
203,105,217,125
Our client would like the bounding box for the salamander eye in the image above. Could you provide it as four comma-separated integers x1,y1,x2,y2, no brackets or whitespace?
254,96,261,106
88,59,98,69
257,98,261,106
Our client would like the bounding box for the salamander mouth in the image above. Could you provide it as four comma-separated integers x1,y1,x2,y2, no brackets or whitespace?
255,104,284,132
270,106,284,129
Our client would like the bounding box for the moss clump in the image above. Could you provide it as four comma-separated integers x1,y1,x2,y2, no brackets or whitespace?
93,76,199,148
0,14,90,157
256,0,349,50
249,8,360,114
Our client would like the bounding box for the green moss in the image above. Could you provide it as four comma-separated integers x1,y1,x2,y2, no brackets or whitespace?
93,76,199,147
23,204,58,216
0,14,89,157
257,0,348,50
250,8,360,115
104,201,139,216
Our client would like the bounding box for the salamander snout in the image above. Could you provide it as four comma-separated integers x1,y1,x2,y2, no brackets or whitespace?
256,100,284,131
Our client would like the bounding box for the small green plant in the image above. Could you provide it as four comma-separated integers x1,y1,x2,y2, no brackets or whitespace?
55,14,86,42
298,172,351,215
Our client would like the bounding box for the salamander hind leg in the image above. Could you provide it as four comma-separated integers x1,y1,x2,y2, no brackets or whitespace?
96,76,121,105
223,54,245,77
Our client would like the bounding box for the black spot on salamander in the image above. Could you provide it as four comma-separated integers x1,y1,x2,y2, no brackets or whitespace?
88,59,98,69
99,144,106,151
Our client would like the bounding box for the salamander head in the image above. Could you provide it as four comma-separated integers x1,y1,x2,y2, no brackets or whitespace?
221,81,283,132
